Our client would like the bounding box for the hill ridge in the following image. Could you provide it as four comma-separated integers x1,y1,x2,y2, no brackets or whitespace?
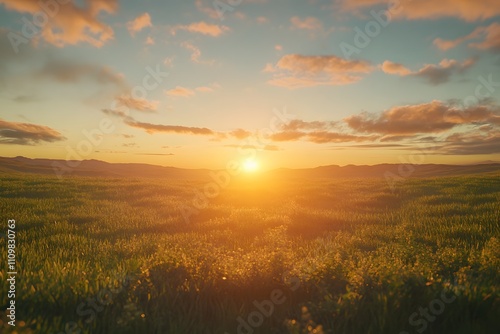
0,156,499,179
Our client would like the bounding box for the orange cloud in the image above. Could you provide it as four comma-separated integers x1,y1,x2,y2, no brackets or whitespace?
171,21,229,37
256,16,268,24
127,12,152,36
261,101,500,150
196,0,266,20
0,118,66,145
181,42,202,62
267,54,373,88
381,58,477,85
268,75,361,88
234,12,246,20
166,83,218,96
338,0,500,22
101,100,500,151
434,23,500,52
195,86,213,92
181,41,213,64
269,130,377,143
469,23,500,51
102,109,215,136
116,95,158,112
198,83,221,93
441,130,500,155
229,129,252,139
290,16,323,31
307,132,378,144
380,61,411,76
195,0,220,19
163,57,174,67
269,131,305,142
276,54,373,75
262,63,276,73
379,135,417,142
166,86,195,97
434,29,485,51
345,101,500,135
125,119,214,135
281,119,339,131
224,144,281,151
0,0,117,47
269,119,376,143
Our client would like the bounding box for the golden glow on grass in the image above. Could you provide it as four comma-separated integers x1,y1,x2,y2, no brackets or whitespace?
242,158,259,173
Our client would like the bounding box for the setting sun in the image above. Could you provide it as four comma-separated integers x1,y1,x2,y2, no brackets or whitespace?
242,159,259,173
1,1,499,333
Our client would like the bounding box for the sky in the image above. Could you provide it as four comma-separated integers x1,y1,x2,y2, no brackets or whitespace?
0,0,499,170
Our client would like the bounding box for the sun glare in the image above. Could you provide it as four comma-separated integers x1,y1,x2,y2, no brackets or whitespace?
242,159,259,173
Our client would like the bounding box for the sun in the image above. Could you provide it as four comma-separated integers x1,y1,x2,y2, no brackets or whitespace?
242,158,259,173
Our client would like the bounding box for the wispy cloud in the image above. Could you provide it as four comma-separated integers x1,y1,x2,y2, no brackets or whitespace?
281,119,339,131
116,95,158,112
290,16,323,31
224,144,281,151
440,130,500,155
380,58,477,85
165,86,195,97
337,0,500,22
171,21,229,37
181,41,213,64
127,12,152,36
380,61,412,76
345,101,500,135
135,152,175,156
195,0,220,19
195,86,213,92
0,118,66,145
229,128,252,139
434,23,500,52
0,0,117,47
267,54,374,88
166,83,219,97
256,16,268,24
269,119,378,143
102,99,500,153
102,109,215,135
125,119,215,136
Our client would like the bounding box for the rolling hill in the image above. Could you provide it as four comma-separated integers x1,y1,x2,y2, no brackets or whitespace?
1,156,499,180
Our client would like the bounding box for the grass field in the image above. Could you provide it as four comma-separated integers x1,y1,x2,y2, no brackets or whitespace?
0,172,499,333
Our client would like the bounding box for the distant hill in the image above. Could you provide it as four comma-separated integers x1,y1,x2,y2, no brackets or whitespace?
267,163,500,179
0,156,209,179
0,156,499,179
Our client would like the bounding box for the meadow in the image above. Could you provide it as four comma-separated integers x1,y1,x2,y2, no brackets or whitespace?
0,172,499,333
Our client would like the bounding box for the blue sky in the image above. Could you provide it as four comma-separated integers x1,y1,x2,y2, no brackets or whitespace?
0,0,499,169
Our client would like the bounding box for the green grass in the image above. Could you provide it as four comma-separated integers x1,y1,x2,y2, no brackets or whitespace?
0,173,499,333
